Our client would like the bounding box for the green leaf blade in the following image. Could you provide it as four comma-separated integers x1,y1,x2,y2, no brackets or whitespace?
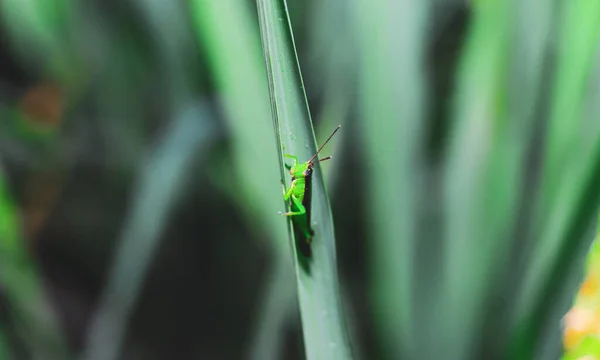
0,168,70,359
354,0,429,358
256,0,353,359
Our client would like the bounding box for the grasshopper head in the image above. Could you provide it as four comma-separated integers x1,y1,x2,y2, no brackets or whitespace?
287,125,340,180
290,161,312,179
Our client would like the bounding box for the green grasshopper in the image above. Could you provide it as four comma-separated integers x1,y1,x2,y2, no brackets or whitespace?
279,125,341,256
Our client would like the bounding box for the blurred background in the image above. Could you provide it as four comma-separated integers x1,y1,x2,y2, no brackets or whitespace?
1,0,600,359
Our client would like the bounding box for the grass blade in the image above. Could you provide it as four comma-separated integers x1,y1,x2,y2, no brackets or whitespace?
80,104,216,360
354,0,428,358
190,0,289,254
0,166,70,359
247,260,297,360
511,0,600,357
256,0,353,359
439,0,554,358
189,1,295,359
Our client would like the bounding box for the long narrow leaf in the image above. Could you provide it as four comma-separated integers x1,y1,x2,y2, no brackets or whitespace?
256,0,353,359
0,166,70,360
354,0,429,358
189,1,295,359
190,0,289,253
80,104,216,360
441,0,558,359
512,0,600,357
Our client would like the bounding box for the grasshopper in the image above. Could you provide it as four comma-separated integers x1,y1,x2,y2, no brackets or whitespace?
279,125,341,256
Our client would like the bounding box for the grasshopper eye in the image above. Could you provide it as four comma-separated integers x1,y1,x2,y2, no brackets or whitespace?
304,168,312,177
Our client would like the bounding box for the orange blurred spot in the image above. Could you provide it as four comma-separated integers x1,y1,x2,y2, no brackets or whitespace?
595,311,600,333
566,308,596,331
564,326,586,350
565,308,596,350
19,82,63,126
580,276,600,298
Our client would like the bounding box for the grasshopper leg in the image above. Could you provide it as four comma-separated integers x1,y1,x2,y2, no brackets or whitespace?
279,194,306,216
283,154,298,170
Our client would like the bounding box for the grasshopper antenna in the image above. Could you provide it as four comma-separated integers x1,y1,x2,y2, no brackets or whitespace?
317,156,332,163
308,125,341,163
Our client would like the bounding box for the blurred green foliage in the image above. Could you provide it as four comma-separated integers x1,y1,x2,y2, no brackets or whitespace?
0,0,599,360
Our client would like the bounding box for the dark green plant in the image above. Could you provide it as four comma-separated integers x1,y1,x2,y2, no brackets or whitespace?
0,0,599,360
